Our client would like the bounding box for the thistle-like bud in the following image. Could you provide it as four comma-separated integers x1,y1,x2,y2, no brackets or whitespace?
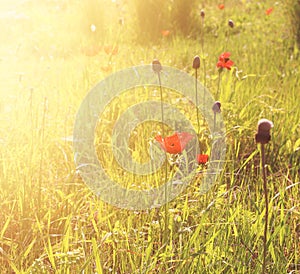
200,9,205,18
193,55,200,69
212,101,221,113
228,19,234,28
255,119,273,144
152,59,162,73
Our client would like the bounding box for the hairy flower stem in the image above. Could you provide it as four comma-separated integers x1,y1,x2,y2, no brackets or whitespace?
157,71,169,244
213,112,216,133
201,15,204,54
261,144,268,274
195,69,200,136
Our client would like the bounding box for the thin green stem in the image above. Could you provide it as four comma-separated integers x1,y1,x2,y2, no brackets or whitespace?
158,73,164,138
201,16,204,55
195,69,200,136
213,112,216,133
261,144,268,274
157,71,169,244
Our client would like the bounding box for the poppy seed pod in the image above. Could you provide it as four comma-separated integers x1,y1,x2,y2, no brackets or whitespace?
212,101,221,113
228,19,234,28
200,9,205,18
193,55,200,69
255,119,273,144
152,59,162,73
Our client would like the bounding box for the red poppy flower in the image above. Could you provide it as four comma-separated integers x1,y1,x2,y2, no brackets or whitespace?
161,30,170,37
197,154,209,164
216,52,234,70
265,7,273,15
103,45,118,55
218,4,225,10
155,132,194,154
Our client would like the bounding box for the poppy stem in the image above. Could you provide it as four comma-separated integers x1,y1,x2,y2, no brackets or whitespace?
157,73,165,137
213,112,216,133
157,71,169,245
201,14,204,54
195,68,200,136
261,143,268,274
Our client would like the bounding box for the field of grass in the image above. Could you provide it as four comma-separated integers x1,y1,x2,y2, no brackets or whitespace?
0,0,300,273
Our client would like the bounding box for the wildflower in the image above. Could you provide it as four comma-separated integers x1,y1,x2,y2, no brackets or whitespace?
103,45,118,55
200,9,205,18
265,7,273,15
193,55,200,69
255,119,273,144
161,30,170,37
152,59,162,73
218,4,225,10
212,101,221,113
255,118,273,273
197,154,209,164
228,19,234,28
216,52,234,70
155,132,194,154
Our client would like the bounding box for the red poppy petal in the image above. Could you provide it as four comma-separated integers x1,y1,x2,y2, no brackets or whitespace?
155,132,193,154
164,133,182,154
155,135,167,151
225,60,234,69
161,30,170,36
265,7,273,15
222,52,231,58
217,61,224,68
197,154,209,164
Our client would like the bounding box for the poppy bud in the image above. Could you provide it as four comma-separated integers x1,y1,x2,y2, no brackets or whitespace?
193,55,200,69
212,101,221,113
255,119,273,144
228,19,234,28
200,9,205,18
197,154,209,165
152,59,162,73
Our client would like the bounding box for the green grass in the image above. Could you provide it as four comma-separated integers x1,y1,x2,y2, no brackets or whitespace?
0,0,299,273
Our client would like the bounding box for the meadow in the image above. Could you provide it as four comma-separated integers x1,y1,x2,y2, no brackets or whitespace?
0,0,299,273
